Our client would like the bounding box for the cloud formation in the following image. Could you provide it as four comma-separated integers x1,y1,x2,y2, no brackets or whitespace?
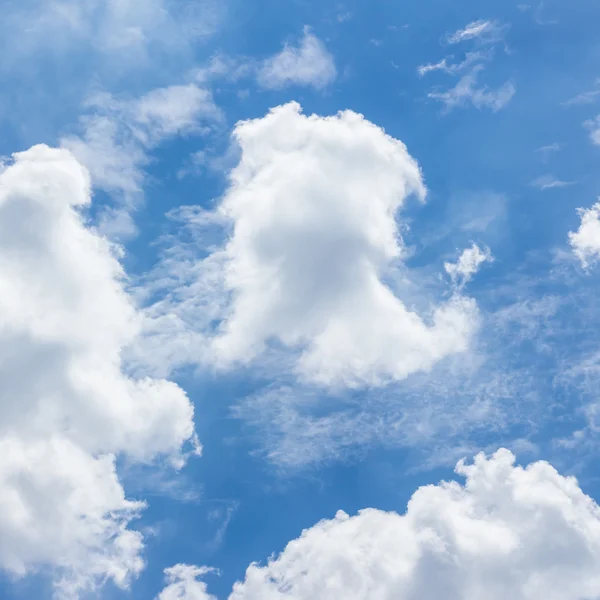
445,243,493,288
165,450,600,600
157,565,217,600
446,19,507,45
428,66,515,112
0,145,199,598
61,83,221,237
569,201,600,268
230,450,600,599
257,28,336,90
141,103,480,388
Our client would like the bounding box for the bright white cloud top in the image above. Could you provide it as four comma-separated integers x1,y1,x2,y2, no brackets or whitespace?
0,145,199,598
569,201,600,268
186,102,478,387
161,449,600,600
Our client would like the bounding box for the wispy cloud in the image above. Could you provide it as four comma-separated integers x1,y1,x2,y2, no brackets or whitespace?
531,175,576,190
257,27,336,90
585,115,600,145
446,19,507,45
536,142,561,157
563,89,600,107
428,66,515,113
417,51,487,77
61,84,221,238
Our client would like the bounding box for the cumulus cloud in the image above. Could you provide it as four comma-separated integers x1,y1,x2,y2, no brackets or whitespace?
569,201,600,268
228,449,600,600
61,83,221,237
0,145,199,597
257,27,336,90
157,565,217,600
445,243,493,288
429,66,515,112
139,102,480,388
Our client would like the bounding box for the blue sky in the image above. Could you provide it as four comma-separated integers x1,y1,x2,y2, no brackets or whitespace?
3,1,600,599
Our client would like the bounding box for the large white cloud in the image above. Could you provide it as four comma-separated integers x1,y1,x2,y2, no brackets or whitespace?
0,145,199,598
138,103,480,387
569,200,600,268
209,102,477,387
225,449,600,600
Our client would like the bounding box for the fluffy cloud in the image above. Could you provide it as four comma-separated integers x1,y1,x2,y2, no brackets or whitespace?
257,28,336,90
228,449,600,600
445,243,493,288
157,565,217,600
0,145,199,597
172,102,476,388
569,201,600,268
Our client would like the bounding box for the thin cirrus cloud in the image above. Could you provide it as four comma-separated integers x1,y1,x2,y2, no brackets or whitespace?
1,0,222,70
428,66,515,112
0,145,200,598
137,102,481,389
531,175,575,190
257,27,336,90
159,449,600,600
422,19,514,113
446,19,508,45
417,51,487,77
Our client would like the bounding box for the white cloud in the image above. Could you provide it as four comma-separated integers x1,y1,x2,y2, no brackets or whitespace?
585,115,600,145
61,83,221,237
157,565,217,600
531,175,575,190
447,19,506,45
429,66,515,112
445,243,493,288
257,28,336,90
535,142,560,156
184,102,477,388
2,0,221,70
0,145,199,598
569,201,600,268
417,51,485,77
563,89,600,107
229,449,600,600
